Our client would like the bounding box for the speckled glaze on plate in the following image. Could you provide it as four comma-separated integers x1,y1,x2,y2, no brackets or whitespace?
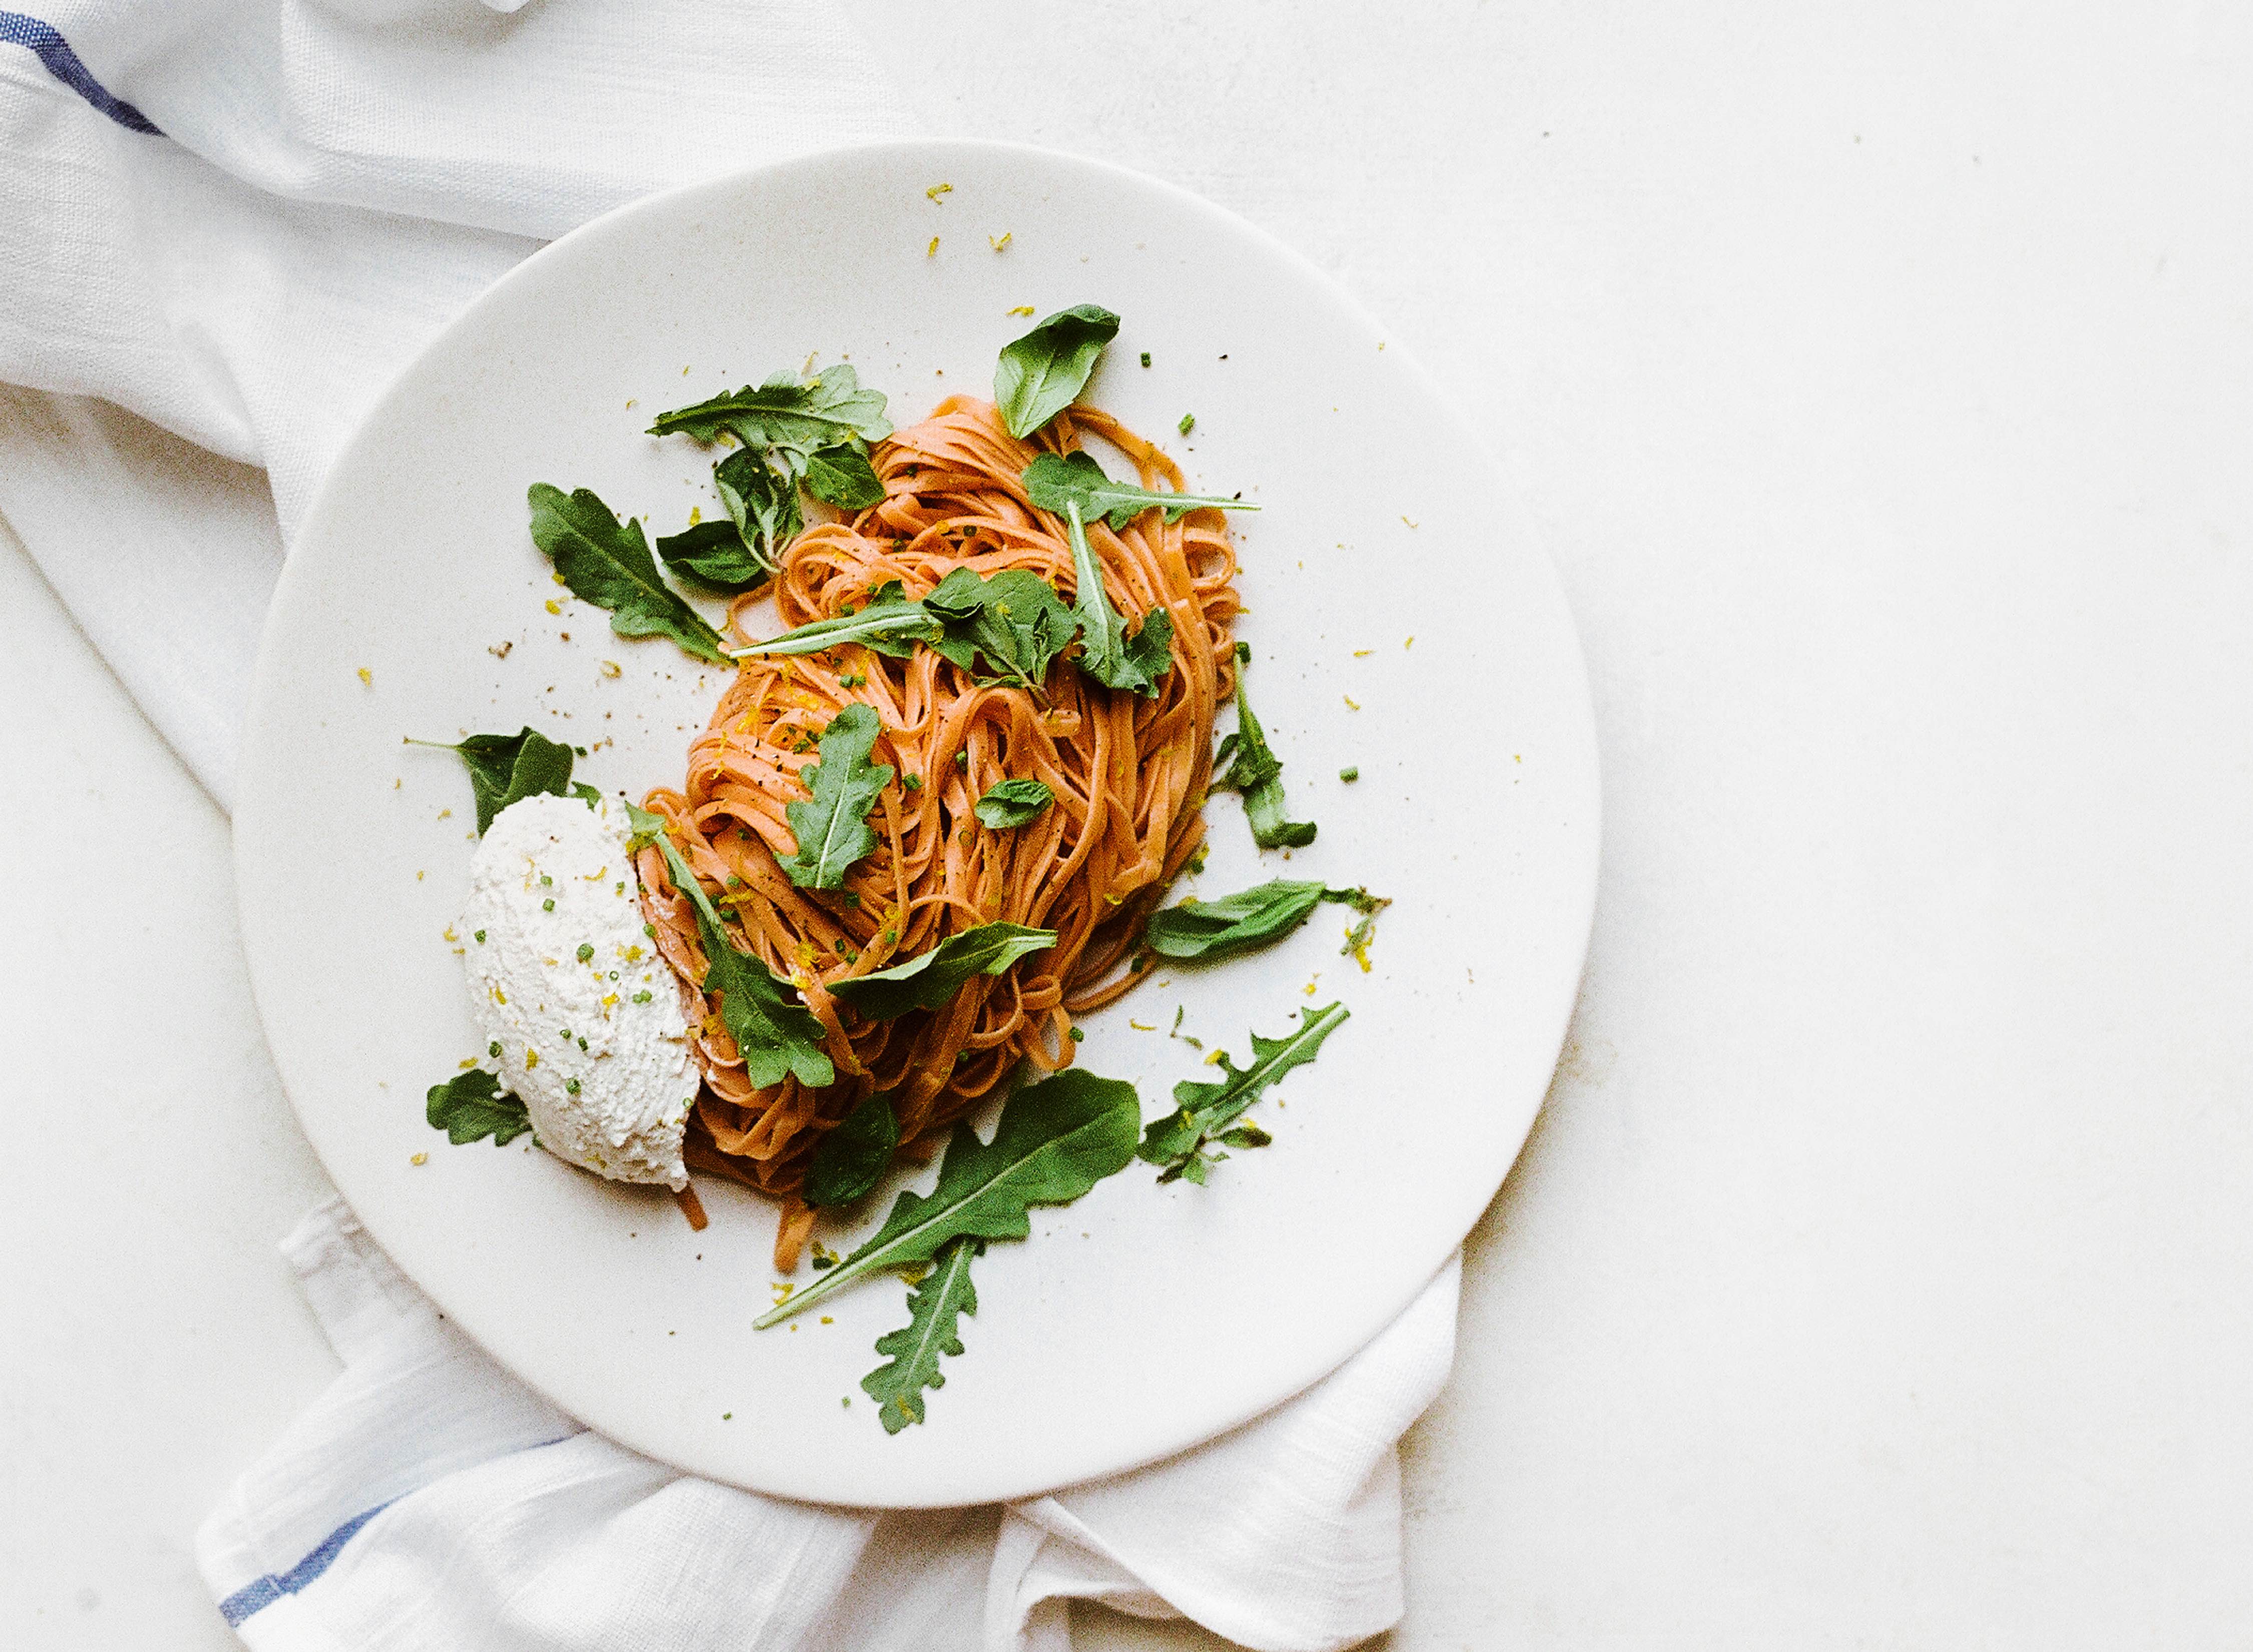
234,140,1599,1507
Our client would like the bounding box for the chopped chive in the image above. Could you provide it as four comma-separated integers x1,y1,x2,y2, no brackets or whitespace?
474,929,487,943
1069,1026,1085,1042
576,943,594,962
1178,414,1195,436
1140,351,1152,367
632,990,653,1003
488,1041,502,1058
565,1078,581,1095
1339,766,1360,782
542,898,555,912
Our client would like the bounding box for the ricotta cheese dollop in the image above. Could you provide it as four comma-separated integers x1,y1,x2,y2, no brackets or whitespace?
460,791,697,1188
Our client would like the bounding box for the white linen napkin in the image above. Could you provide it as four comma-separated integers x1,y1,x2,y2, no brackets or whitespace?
1,6,1465,1646
200,1200,1457,1651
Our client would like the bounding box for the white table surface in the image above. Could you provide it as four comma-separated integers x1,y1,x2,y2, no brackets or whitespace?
7,3,2252,1646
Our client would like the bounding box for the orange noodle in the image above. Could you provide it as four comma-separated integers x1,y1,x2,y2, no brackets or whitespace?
632,396,1242,1267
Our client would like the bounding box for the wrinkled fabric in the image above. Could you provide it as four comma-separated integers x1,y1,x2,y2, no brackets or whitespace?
199,1201,1458,1650
0,9,1461,1645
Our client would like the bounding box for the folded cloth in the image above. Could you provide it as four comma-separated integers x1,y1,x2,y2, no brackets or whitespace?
198,1200,1459,1651
2,8,1464,1645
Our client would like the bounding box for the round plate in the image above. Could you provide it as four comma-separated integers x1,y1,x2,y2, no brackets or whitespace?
234,140,1599,1507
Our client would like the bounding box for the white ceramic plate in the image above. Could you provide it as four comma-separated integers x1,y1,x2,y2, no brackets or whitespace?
234,140,1599,1507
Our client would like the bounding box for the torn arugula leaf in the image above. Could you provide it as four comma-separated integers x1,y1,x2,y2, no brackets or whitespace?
1022,450,1257,529
923,567,1077,687
408,725,576,835
1215,644,1316,849
728,582,938,660
754,1066,1139,1327
653,834,835,1090
426,1069,532,1146
778,704,894,890
1055,496,1173,696
1336,887,1392,970
864,1235,980,1433
806,1088,899,1207
647,364,893,451
712,446,801,574
994,304,1120,438
1144,879,1321,961
975,778,1055,829
827,922,1056,1020
1144,881,1387,963
1140,1002,1348,1182
649,366,892,579
654,518,770,594
527,483,731,666
803,444,886,509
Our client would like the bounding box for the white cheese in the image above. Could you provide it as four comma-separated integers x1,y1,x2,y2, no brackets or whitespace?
460,791,696,1189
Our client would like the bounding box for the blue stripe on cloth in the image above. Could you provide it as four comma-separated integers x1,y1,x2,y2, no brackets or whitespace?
0,12,161,133
217,1501,395,1627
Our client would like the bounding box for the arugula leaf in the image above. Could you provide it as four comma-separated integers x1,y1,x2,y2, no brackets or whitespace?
807,1088,900,1206
827,922,1056,1020
652,834,835,1090
1144,879,1328,961
1140,1002,1348,1182
527,484,731,666
975,778,1055,829
1057,497,1173,696
728,582,939,660
755,1065,1140,1327
924,567,1077,687
1144,882,1386,962
647,364,893,450
654,518,771,595
712,446,802,574
1023,450,1257,529
778,704,894,890
426,1069,532,1146
994,304,1120,438
1215,645,1315,849
803,444,886,510
622,797,670,851
408,725,576,834
863,1235,980,1433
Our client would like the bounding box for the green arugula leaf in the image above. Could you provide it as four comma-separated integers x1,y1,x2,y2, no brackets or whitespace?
1144,882,1386,963
652,834,835,1090
807,1088,900,1207
994,304,1120,438
827,922,1056,1021
1215,645,1315,849
863,1235,980,1433
622,798,669,851
974,778,1055,829
778,704,894,890
1023,450,1258,529
803,444,886,510
728,582,939,661
1056,497,1173,696
1140,1002,1348,1182
923,567,1078,687
755,1065,1140,1327
527,484,731,666
407,725,576,834
1144,879,1326,961
654,518,771,594
648,363,893,450
426,1069,532,1146
711,444,803,574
